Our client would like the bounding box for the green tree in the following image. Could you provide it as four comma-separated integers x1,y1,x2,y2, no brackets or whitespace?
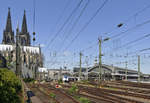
0,69,22,103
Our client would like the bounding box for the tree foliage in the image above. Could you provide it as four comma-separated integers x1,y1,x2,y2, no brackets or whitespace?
23,78,35,83
0,69,22,103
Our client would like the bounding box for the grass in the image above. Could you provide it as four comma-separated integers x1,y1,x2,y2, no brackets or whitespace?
68,84,78,94
79,97,91,103
49,92,56,98
66,84,91,103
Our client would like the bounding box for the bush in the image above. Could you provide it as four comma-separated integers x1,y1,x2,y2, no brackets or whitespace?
0,69,22,103
23,78,35,83
58,79,63,84
79,97,90,103
81,80,89,84
49,92,56,98
69,84,78,94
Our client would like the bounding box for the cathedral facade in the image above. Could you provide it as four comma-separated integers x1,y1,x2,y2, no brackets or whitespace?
0,8,43,78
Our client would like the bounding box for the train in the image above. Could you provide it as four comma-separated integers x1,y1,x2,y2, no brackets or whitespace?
62,76,78,83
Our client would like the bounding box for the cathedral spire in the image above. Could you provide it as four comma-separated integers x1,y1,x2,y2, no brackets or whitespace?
18,10,30,46
5,8,12,32
21,10,28,33
2,7,15,44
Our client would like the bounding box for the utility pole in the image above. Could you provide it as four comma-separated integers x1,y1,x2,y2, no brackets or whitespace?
138,55,140,83
112,64,115,81
59,67,62,80
97,37,110,84
98,38,102,84
85,56,89,80
125,61,128,81
79,52,82,81
16,34,21,77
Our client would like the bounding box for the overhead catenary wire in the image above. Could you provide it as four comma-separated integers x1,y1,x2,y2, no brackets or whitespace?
103,33,150,65
101,4,150,55
69,2,150,67
102,19,150,53
44,0,73,68
45,0,83,51
51,41,98,69
110,19,150,39
124,4,150,23
63,0,109,51
104,34,150,56
45,1,150,69
52,0,109,68
94,3,150,52
47,0,92,68
139,48,150,52
44,0,83,68
102,3,150,37
80,42,98,52
109,47,150,59
113,33,150,51
59,0,91,51
60,2,150,68
44,0,71,46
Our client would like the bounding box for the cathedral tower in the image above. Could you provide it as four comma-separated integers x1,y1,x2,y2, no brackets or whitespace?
2,8,15,44
17,10,30,46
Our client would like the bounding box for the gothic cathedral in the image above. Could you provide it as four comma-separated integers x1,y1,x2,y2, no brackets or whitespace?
0,8,43,79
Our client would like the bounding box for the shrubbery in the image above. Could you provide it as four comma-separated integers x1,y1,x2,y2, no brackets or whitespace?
23,78,35,83
49,92,56,98
0,69,22,103
69,84,78,94
81,80,89,84
79,97,90,103
58,79,63,84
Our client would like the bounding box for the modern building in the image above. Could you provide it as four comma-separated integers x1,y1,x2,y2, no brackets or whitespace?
38,67,48,81
37,67,72,81
47,68,71,81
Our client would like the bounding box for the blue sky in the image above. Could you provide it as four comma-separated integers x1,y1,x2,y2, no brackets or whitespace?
0,0,150,73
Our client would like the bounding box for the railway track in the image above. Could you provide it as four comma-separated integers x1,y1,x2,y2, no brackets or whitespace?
61,83,150,103
55,84,115,103
28,81,150,103
110,81,150,89
40,84,79,103
62,84,150,99
28,84,59,103
79,86,144,103
103,83,150,94
78,81,150,95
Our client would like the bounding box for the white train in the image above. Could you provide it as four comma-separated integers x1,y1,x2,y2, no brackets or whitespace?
62,76,78,83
